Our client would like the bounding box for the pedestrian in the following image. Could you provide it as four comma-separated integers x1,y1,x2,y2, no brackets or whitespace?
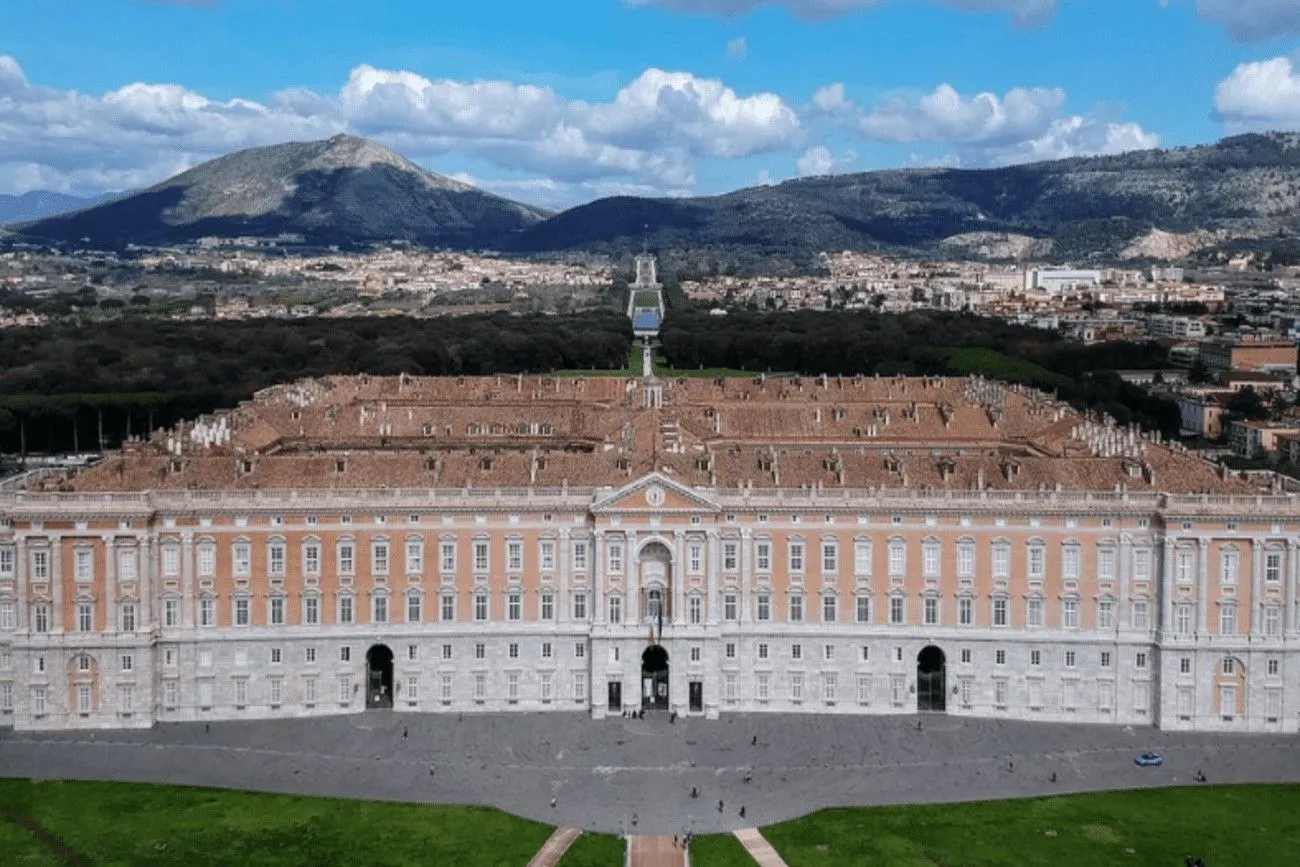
670,711,677,724
917,719,923,731
743,771,753,784
402,725,408,739
739,805,746,818
550,798,557,808
718,799,724,813
631,813,638,827
1050,771,1057,783
690,785,698,799
428,763,435,776
204,723,210,734
1008,760,1014,772
751,734,758,746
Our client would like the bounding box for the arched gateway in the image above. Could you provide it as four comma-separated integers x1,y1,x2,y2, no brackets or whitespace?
366,644,394,710
642,645,670,711
917,645,947,712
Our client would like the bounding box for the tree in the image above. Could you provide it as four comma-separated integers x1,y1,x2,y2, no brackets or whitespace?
1227,386,1269,420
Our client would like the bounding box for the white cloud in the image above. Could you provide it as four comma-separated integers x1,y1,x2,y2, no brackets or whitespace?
987,117,1158,164
1195,0,1300,43
811,83,850,114
860,83,1066,145
1214,56,1300,131
726,36,748,59
626,0,1057,26
796,144,857,175
0,55,799,202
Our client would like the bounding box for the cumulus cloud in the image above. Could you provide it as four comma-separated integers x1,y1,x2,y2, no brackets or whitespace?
1194,0,1300,43
1214,55,1300,131
0,55,798,201
826,81,1157,164
811,83,851,114
795,144,856,175
626,0,1057,26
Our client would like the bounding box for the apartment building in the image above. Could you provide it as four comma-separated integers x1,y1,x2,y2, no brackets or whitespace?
2,373,1299,734
1203,338,1298,374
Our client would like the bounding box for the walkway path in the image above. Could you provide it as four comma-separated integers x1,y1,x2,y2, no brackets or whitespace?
3,713,1299,835
629,835,687,866
526,827,582,867
734,827,788,867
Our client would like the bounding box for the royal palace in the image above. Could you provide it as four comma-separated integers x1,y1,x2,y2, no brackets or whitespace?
2,369,1299,732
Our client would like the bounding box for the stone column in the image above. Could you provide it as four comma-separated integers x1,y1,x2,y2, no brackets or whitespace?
672,530,685,626
104,535,117,634
140,536,154,630
1162,537,1175,636
15,536,27,630
706,530,720,626
1197,538,1209,636
1252,538,1264,637
592,529,605,625
181,533,195,628
626,530,639,623
740,528,752,624
50,535,63,634
1118,534,1131,631
558,528,570,626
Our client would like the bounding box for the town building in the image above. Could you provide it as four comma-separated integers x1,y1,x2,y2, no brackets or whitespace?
1202,338,1298,375
2,373,1299,734
1228,420,1300,459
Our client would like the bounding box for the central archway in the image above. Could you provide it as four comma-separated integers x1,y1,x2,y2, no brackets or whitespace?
366,644,394,710
917,645,946,713
641,645,670,711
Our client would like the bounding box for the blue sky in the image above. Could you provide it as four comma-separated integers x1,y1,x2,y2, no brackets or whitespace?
2,0,1300,207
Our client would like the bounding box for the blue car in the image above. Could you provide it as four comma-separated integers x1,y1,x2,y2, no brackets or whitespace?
1135,752,1163,767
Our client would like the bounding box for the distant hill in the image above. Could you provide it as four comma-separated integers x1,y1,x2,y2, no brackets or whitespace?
508,132,1300,262
13,135,550,249
0,191,119,226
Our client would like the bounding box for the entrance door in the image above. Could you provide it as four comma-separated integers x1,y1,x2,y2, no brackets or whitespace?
917,645,946,712
641,645,670,711
608,680,623,712
688,681,703,713
366,644,394,710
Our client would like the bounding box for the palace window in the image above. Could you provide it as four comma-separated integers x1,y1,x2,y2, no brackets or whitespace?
1062,599,1079,630
162,543,180,577
854,539,872,576
922,540,939,577
1027,544,1045,580
473,541,490,573
958,596,973,626
756,593,771,622
373,593,389,624
230,543,249,578
441,594,455,622
572,541,588,571
1220,604,1237,636
1266,551,1283,583
789,541,805,574
406,540,424,574
572,592,587,621
889,596,904,625
888,540,905,576
540,541,556,572
75,549,94,583
338,595,354,625
1062,545,1080,581
992,597,1009,627
540,591,554,621
338,542,355,575
440,541,457,574
119,602,137,632
607,541,622,574
269,596,285,626
1097,546,1116,581
724,542,738,572
992,542,1010,579
198,542,215,577
1176,549,1194,584
755,541,771,572
474,593,489,622
923,596,939,626
789,595,804,623
856,595,871,624
268,542,286,576
233,598,249,627
725,593,738,622
1221,549,1239,585
689,595,702,624
76,602,93,633
304,542,321,576
304,595,320,625
957,541,974,578
372,541,390,576
199,596,215,627
822,542,838,573
822,594,837,623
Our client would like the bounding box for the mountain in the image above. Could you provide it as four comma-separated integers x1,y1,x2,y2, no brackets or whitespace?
13,135,549,248
509,132,1300,262
0,191,120,226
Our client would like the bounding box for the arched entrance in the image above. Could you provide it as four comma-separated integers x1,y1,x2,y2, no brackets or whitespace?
638,541,673,627
917,645,946,712
366,644,394,710
641,645,670,711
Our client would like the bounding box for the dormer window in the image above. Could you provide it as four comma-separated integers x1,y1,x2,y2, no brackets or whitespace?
480,457,493,471
238,459,252,475
335,459,347,474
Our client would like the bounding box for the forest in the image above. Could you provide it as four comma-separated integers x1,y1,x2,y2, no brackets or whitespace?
0,308,1182,457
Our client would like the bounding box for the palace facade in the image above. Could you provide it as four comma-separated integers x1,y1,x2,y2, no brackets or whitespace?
1,372,1299,732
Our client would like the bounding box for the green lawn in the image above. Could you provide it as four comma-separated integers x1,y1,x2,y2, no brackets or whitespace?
690,832,757,866
554,345,756,379
762,785,1300,867
632,291,661,308
0,779,552,867
924,346,1072,393
557,831,624,866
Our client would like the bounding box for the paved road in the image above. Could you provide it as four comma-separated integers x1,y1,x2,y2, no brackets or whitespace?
2,712,1299,835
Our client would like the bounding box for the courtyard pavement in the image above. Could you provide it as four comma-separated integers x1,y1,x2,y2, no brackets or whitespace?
2,712,1300,835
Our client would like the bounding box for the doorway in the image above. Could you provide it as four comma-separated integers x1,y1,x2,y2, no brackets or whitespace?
688,681,703,713
366,644,394,710
917,645,946,712
641,645,670,711
608,680,623,712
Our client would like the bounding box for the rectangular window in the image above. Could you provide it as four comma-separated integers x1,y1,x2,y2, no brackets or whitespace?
888,541,905,576
789,595,804,622
606,541,622,574
540,592,554,621
119,684,135,715
822,595,836,623
1062,546,1080,580
406,541,424,574
724,542,738,572
1221,550,1239,585
268,542,285,576
0,546,13,576
1266,552,1282,583
994,679,1008,707
993,597,1008,627
1132,599,1149,629
608,595,621,624
304,596,320,625
1062,599,1079,630
474,594,489,622
788,542,804,573
338,676,351,704
791,672,804,702
1175,603,1193,636
889,596,904,625
1133,548,1151,581
439,674,453,701
1176,549,1194,583
508,540,524,572
32,603,49,634
689,543,703,574
540,672,553,702
198,543,215,577
724,593,738,622
1026,597,1044,627
407,593,422,623
922,542,939,577
474,541,489,572
1028,545,1045,580
1136,651,1148,670
507,592,522,622
540,541,556,571
756,541,771,572
1220,604,1237,636
373,594,388,624
338,542,355,575
233,598,249,627
689,596,702,624
958,596,973,626
1098,598,1115,629
0,599,14,631
119,602,136,632
822,542,837,573
339,596,354,625
440,541,457,574
441,594,455,622
269,597,285,626
757,672,770,701
230,543,248,578
891,675,906,706
199,597,214,627
572,541,588,571
1265,605,1281,636
757,593,772,622
856,595,871,624
164,680,178,710
74,548,95,583
854,540,872,575
573,593,587,621
304,543,321,576
1097,547,1115,581
1101,651,1112,668
957,542,974,578
992,543,1010,578
29,549,49,581
923,596,938,625
76,602,93,633
372,542,389,575
573,671,586,701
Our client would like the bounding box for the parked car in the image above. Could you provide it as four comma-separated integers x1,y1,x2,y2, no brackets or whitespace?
1135,753,1163,767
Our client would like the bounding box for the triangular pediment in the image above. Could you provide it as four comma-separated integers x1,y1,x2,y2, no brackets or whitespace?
591,472,720,514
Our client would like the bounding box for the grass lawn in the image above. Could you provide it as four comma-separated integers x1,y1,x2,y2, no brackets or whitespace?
557,831,624,866
762,785,1300,867
0,779,553,867
632,291,661,308
925,346,1071,393
690,832,758,866
554,346,758,379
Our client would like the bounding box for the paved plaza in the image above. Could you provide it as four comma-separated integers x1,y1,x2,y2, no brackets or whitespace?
3,712,1300,836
